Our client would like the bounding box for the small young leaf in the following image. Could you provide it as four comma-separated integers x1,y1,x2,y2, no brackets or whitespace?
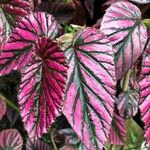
117,91,139,118
109,113,126,145
63,28,116,150
0,12,60,76
101,2,148,80
0,129,23,150
19,37,68,139
139,46,150,146
0,95,6,121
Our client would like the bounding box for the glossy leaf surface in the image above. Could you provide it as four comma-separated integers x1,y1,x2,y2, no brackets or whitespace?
139,47,150,146
0,12,60,76
101,2,147,80
64,28,116,150
0,129,23,150
19,38,68,139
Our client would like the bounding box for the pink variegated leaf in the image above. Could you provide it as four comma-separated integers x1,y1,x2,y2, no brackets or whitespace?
117,91,139,118
63,28,116,150
101,2,147,80
19,37,68,139
109,113,126,145
0,0,31,26
130,0,150,3
26,138,51,150
0,95,6,121
0,129,23,150
139,46,150,147
0,12,60,76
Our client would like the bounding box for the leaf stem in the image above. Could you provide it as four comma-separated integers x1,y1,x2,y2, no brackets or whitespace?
143,19,150,28
50,129,57,150
0,93,19,112
123,69,131,92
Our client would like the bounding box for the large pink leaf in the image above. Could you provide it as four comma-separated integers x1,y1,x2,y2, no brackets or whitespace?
109,113,126,145
139,46,150,147
0,0,31,26
0,12,60,76
63,28,116,150
19,37,68,139
0,129,23,150
26,138,51,150
0,95,6,121
100,2,147,80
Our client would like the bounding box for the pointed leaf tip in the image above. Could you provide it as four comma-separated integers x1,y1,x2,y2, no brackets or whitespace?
19,37,68,139
64,27,116,150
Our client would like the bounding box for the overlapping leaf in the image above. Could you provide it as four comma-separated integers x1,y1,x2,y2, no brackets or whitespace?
117,91,139,118
0,0,31,26
63,28,116,150
0,129,23,150
0,12,60,76
19,37,68,139
0,95,6,121
139,46,150,146
109,113,126,145
26,138,51,150
101,2,147,80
